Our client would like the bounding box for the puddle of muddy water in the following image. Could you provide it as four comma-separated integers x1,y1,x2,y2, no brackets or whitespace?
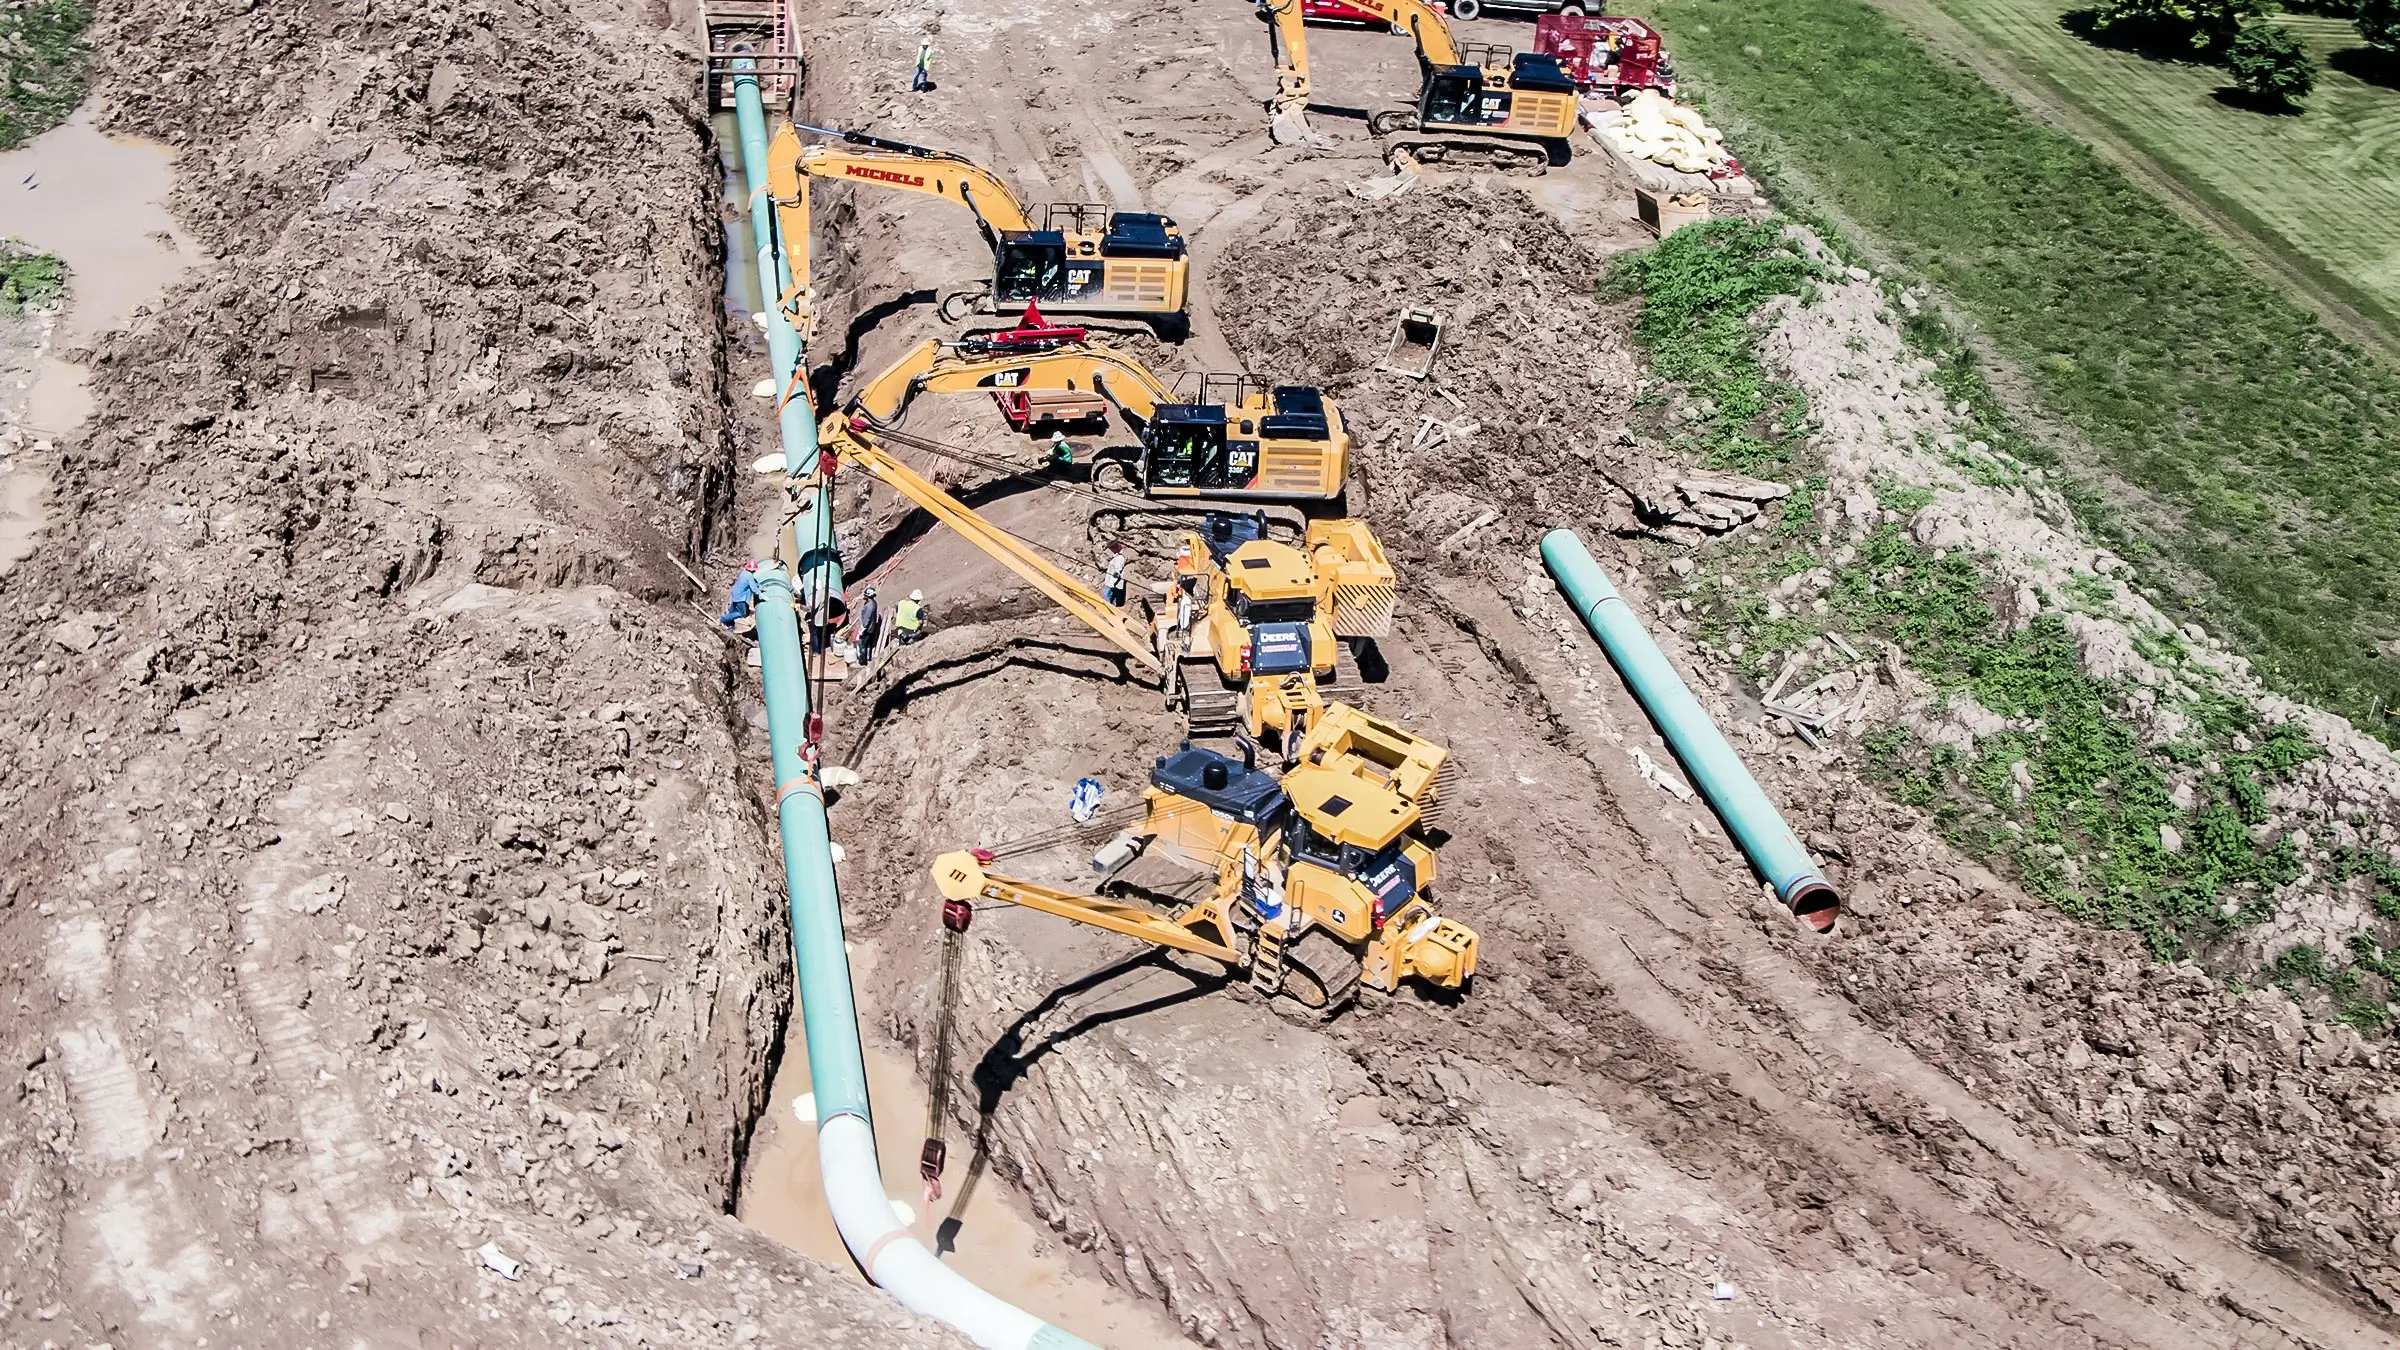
0,105,201,573
0,107,203,343
737,948,1200,1350
715,112,765,320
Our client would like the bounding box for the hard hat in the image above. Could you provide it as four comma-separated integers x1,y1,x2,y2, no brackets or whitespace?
909,589,924,602
743,560,758,571
864,586,877,597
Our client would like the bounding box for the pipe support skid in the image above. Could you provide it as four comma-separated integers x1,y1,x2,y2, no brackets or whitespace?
730,60,841,604
1540,529,1841,931
752,569,1102,1350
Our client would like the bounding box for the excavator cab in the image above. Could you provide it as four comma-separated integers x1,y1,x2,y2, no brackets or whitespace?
1145,404,1263,492
995,233,1069,305
1421,65,1501,129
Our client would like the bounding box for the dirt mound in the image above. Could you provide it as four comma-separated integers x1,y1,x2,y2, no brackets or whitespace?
0,0,956,1343
1215,178,1641,564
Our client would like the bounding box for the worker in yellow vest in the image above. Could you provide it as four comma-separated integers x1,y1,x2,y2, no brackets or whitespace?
894,588,929,644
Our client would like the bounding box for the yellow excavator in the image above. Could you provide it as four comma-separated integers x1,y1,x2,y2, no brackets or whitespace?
838,311,1351,502
1260,0,1581,167
1170,510,1395,743
933,740,1476,1018
766,123,1191,338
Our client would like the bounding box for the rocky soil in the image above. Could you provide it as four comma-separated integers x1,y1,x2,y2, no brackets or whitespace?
0,0,959,1343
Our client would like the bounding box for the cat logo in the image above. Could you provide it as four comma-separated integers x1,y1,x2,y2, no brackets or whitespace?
1067,268,1095,287
844,164,928,188
990,370,1024,387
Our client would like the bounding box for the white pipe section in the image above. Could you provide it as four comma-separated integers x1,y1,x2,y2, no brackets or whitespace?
819,1118,1096,1349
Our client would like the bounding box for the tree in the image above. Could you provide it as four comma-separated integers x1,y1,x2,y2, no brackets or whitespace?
2093,0,2278,52
2360,0,2400,52
2226,22,2320,103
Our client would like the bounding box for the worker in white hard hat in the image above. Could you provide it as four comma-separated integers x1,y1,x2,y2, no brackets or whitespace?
1049,429,1074,469
894,588,929,644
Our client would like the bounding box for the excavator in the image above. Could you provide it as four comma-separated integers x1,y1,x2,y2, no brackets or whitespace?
1259,0,1581,167
765,122,1191,339
1170,510,1396,743
837,310,1351,503
933,740,1477,1019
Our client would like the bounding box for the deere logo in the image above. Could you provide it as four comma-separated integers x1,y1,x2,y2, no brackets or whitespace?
844,164,927,187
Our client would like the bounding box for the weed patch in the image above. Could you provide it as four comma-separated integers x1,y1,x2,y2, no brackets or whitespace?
1636,0,2400,745
1607,220,1819,474
0,244,63,316
0,0,94,150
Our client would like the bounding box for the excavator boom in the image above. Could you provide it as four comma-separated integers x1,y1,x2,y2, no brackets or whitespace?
849,333,1173,426
932,851,1242,964
821,419,1165,678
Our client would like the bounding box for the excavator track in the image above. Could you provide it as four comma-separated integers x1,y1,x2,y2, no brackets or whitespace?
1367,113,1555,173
1180,659,1242,735
1280,928,1363,1019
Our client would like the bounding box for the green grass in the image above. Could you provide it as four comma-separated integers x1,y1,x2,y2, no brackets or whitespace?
0,0,93,150
1631,0,2400,747
1609,221,1821,472
1620,217,2329,966
0,242,61,315
1925,1,2400,336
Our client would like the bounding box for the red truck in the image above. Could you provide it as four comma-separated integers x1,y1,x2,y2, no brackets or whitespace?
1533,15,1675,98
1300,0,1391,24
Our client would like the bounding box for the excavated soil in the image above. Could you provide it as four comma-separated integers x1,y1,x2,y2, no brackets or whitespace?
13,0,2400,1345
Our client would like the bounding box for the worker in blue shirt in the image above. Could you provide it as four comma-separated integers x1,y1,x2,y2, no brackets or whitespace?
718,560,762,627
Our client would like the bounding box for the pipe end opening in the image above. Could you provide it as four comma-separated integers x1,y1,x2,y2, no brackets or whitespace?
1786,880,1840,934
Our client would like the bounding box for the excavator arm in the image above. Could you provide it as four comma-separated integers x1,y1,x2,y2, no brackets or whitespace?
817,417,1166,678
1261,0,1313,117
765,123,1044,331
847,334,1175,426
932,851,1242,965
1334,0,1462,65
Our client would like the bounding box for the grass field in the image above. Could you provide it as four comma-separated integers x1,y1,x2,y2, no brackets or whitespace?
1915,0,2400,344
1631,0,2400,743
0,0,93,150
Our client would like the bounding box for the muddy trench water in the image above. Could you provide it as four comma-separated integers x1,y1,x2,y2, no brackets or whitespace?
0,107,203,576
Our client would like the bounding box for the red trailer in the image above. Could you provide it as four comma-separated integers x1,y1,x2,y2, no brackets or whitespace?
1533,15,1674,98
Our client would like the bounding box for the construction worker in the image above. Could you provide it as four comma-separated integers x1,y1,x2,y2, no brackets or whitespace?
1101,540,1129,607
717,560,761,627
911,35,934,92
854,586,884,668
1049,430,1074,469
894,588,929,644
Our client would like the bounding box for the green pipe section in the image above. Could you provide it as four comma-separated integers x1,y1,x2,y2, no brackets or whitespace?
1541,529,1841,932
753,565,870,1121
730,58,842,608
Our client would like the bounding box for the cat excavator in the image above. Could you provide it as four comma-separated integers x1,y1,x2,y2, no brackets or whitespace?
1259,0,1580,167
838,309,1351,502
765,123,1190,339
